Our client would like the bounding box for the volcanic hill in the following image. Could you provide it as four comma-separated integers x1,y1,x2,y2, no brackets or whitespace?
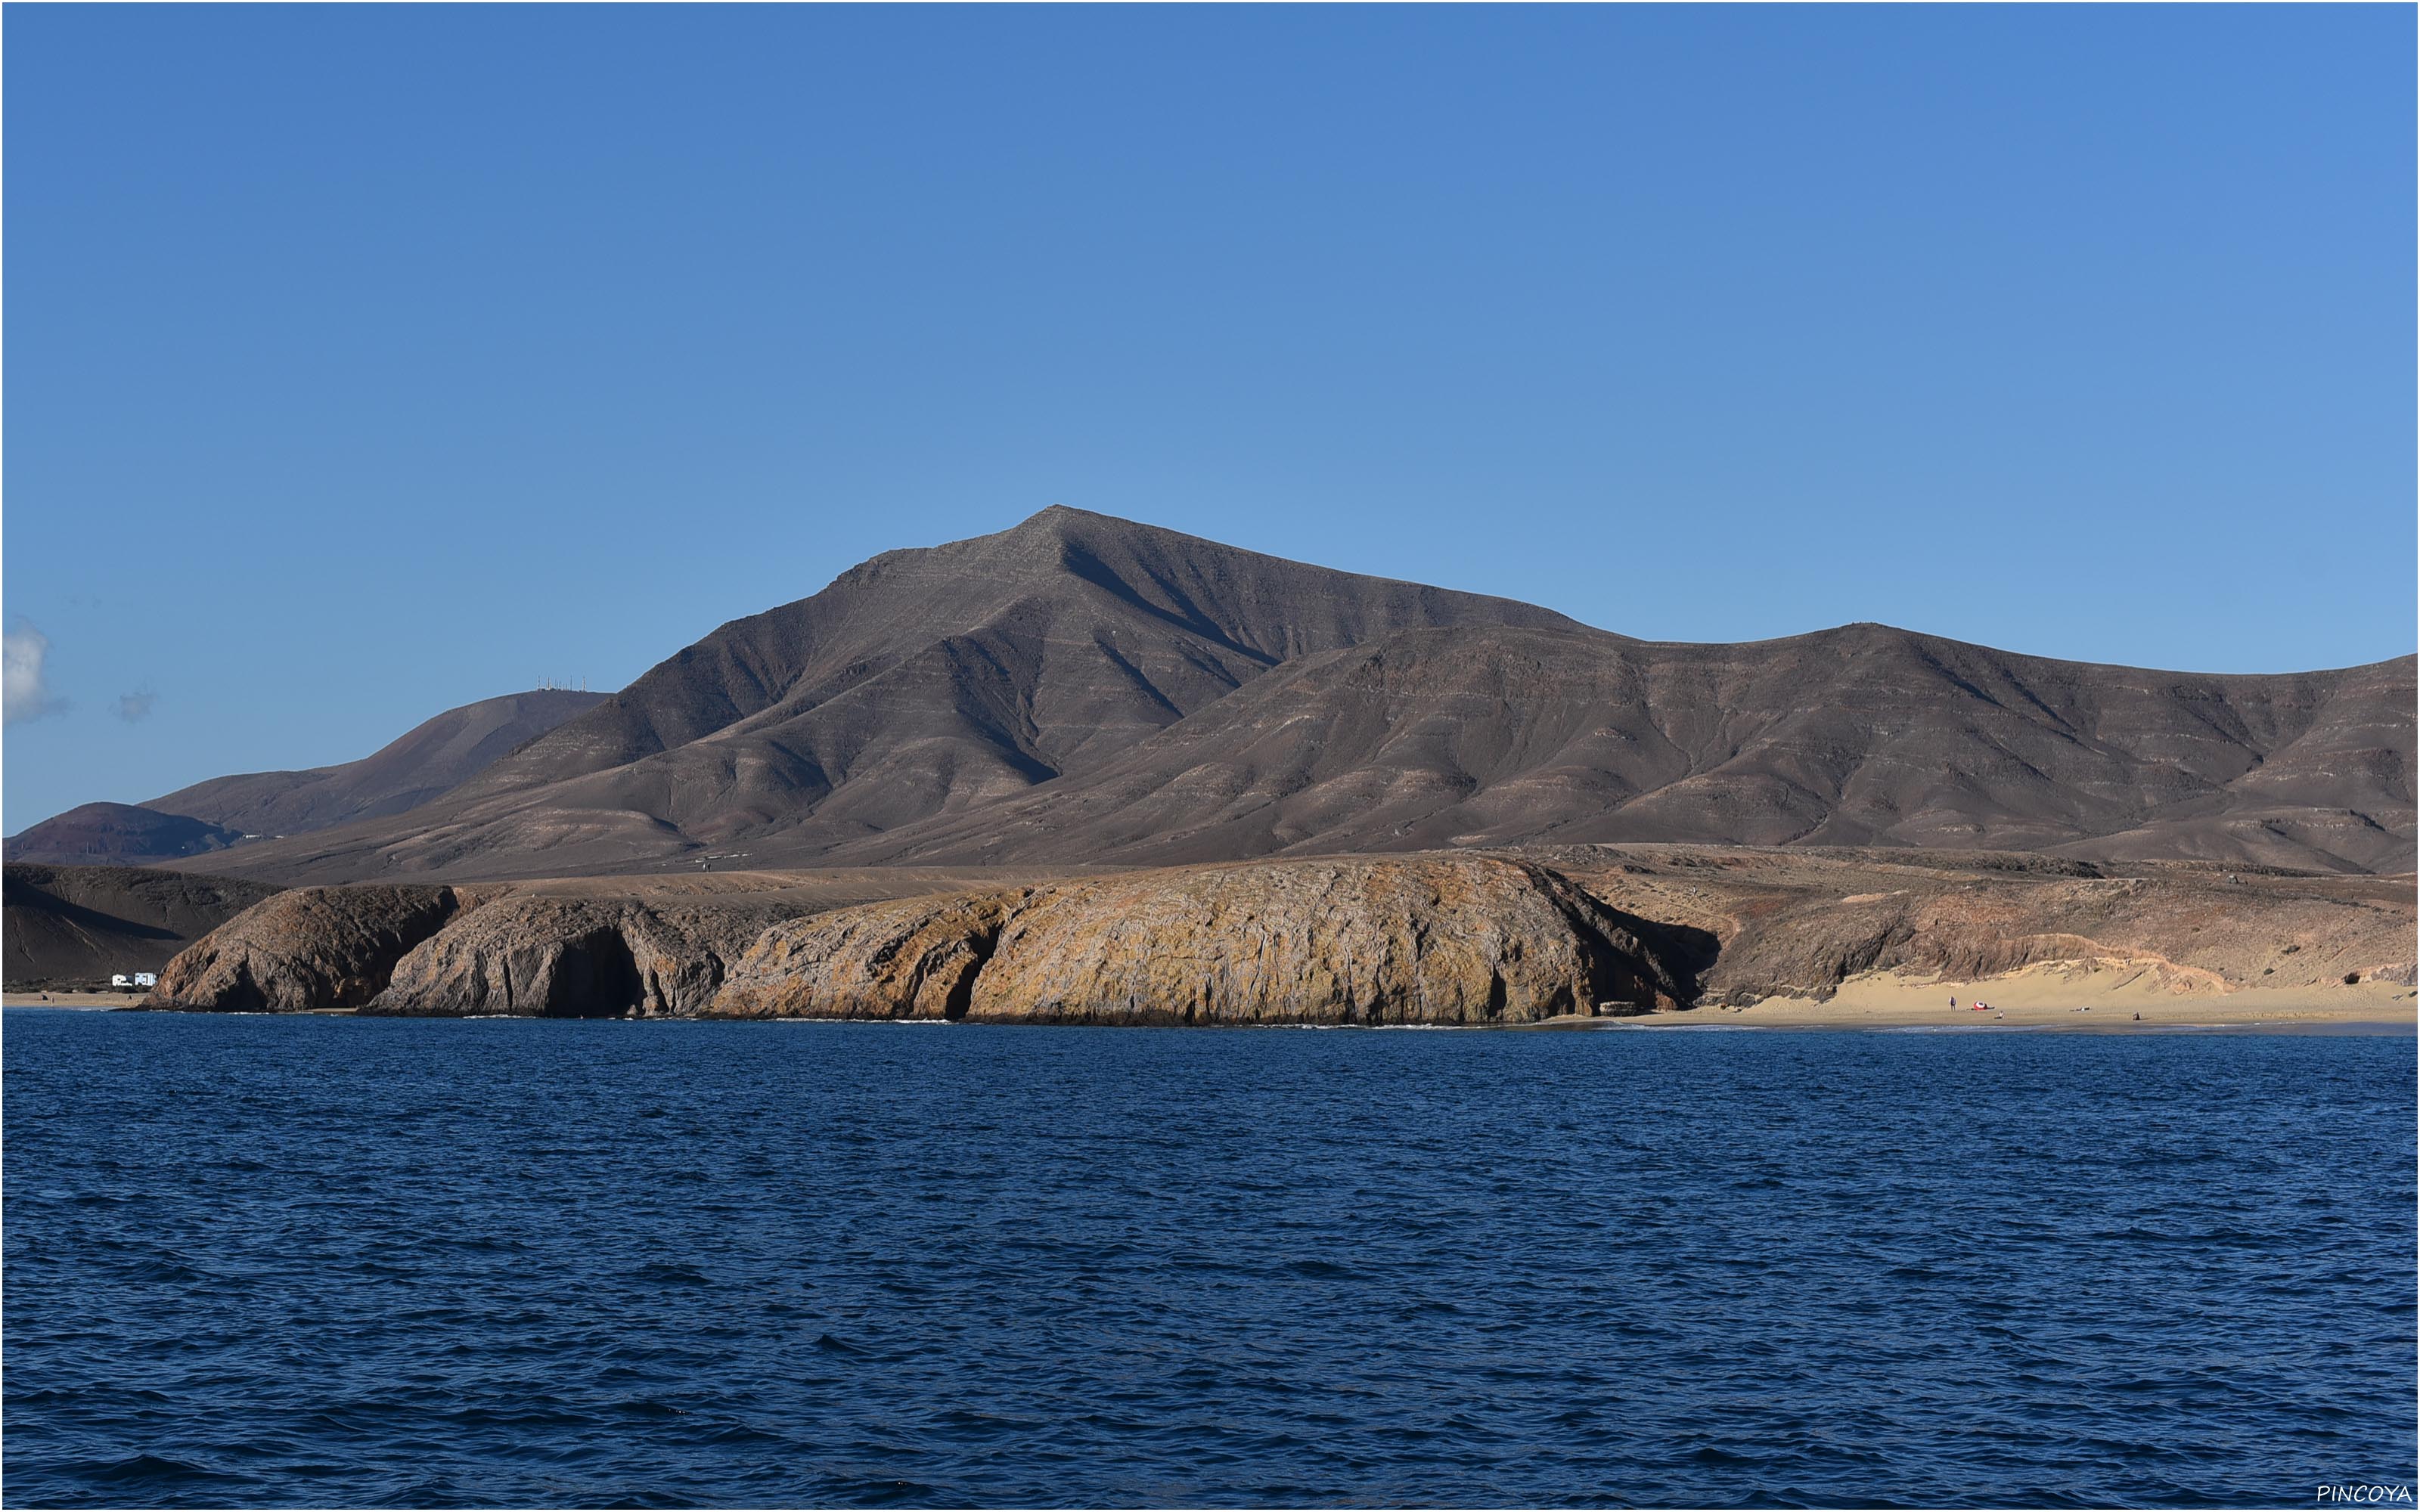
44,508,2420,883
5,689,603,866
2,863,283,987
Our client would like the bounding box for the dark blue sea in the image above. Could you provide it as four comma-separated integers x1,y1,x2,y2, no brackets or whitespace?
5,1010,2413,1508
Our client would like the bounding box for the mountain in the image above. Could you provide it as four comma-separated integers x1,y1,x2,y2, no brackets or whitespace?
185,507,1589,880
150,689,608,837
4,689,604,866
2,863,283,986
2,803,248,866
135,508,2417,884
839,623,2415,874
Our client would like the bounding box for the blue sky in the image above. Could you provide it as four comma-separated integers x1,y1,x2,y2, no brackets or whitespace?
5,5,2412,830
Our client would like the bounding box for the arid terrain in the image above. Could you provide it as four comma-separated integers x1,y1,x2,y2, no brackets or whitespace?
2,863,283,988
77,843,2406,1025
12,509,2409,885
5,511,2410,1019
5,689,603,866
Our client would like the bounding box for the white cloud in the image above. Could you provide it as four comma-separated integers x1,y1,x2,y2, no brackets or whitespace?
116,690,157,723
4,622,66,727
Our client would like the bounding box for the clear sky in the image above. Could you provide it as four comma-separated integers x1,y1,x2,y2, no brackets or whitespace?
5,5,2412,831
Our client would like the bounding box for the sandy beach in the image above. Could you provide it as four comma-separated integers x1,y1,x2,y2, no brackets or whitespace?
4,990,153,1010
15,974,2414,1031
1618,962,2417,1031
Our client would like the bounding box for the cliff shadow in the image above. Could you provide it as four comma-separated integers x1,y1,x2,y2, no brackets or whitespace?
541,928,647,1018
1602,907,1720,1008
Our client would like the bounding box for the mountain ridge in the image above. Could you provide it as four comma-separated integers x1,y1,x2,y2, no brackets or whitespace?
452,506,1593,804
5,689,605,866
36,508,2417,883
154,689,608,835
828,620,2413,873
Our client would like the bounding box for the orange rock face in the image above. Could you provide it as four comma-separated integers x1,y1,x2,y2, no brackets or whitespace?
368,893,799,1017
962,856,1687,1024
153,855,1699,1021
152,885,470,1010
709,891,1032,1019
703,855,1691,1024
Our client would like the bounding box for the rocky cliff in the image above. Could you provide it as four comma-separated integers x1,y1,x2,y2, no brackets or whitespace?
367,894,802,1017
709,891,1030,1020
141,845,2413,1021
152,885,475,1010
960,857,1691,1024
710,856,1693,1024
151,854,1693,1022
1547,845,2418,1004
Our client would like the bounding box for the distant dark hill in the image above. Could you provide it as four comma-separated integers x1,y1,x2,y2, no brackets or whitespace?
2,863,283,986
138,509,2416,885
151,689,607,838
4,689,605,866
3,803,247,866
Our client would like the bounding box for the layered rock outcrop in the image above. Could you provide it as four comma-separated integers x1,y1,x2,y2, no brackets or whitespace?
705,855,1692,1024
367,894,802,1017
963,857,1688,1024
709,891,1029,1019
138,843,2419,1020
151,855,1698,1021
152,885,473,1010
1550,844,2419,1005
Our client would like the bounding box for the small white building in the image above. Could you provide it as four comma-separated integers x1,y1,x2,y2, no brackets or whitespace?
133,972,158,989
110,974,131,989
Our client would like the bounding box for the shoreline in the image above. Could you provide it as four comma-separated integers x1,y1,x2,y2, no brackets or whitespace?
1604,965,2416,1033
4,990,150,1010
8,980,2414,1033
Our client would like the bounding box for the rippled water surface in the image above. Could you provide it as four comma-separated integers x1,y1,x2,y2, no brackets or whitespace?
5,1010,2413,1507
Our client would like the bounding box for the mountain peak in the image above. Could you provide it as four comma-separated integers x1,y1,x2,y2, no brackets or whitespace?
998,502,1113,542
108,513,2415,885
994,503,1178,559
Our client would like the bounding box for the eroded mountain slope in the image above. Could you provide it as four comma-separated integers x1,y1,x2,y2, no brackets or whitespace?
140,510,2414,883
166,507,1592,881
839,624,2415,873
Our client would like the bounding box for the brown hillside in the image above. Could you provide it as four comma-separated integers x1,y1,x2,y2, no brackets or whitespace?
2,863,283,987
132,510,2413,884
2,804,247,868
149,688,607,836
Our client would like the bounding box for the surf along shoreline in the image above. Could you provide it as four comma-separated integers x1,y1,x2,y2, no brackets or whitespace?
9,975,2413,1034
